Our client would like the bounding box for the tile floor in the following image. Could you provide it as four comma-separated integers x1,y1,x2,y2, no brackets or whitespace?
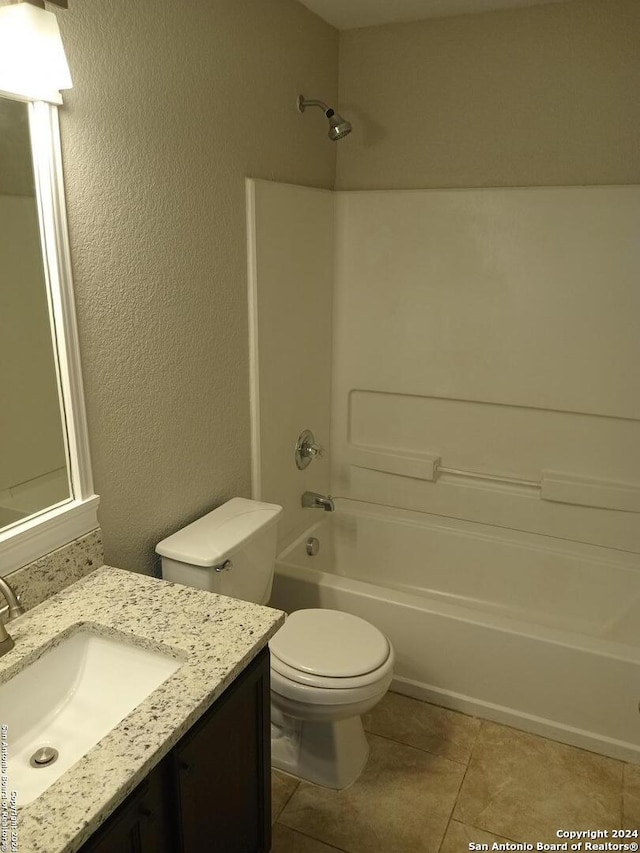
271,692,639,852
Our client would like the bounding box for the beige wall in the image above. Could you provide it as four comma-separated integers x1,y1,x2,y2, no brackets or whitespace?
336,0,640,189
55,0,338,573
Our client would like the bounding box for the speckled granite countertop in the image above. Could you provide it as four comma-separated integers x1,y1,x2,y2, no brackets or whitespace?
0,566,284,853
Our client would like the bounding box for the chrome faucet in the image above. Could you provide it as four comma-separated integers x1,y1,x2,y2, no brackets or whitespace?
301,491,335,512
0,577,25,658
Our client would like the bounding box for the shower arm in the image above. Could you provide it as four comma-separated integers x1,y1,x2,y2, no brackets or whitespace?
297,96,331,115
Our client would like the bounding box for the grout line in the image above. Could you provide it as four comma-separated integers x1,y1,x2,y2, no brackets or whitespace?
272,771,300,823
436,744,473,853
450,721,533,846
435,716,485,853
275,821,351,852
469,718,483,756
362,728,472,766
463,819,525,845
388,690,481,722
437,719,490,853
438,721,484,849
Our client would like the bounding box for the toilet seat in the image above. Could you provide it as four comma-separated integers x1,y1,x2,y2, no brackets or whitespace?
269,608,392,690
270,608,390,676
270,659,394,706
271,650,393,690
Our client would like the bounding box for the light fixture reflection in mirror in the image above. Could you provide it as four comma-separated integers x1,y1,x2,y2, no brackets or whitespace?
0,96,71,532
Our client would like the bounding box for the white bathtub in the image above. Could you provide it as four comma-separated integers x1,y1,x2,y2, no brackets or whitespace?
271,499,640,764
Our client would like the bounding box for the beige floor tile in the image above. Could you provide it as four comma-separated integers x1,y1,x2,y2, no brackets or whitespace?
363,692,480,764
439,820,513,853
273,770,299,824
623,763,640,829
272,823,346,852
453,722,623,843
280,733,465,853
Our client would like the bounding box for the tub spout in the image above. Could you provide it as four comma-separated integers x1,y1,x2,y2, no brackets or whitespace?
301,492,335,512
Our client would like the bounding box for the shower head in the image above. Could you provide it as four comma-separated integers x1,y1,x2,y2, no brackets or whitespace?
297,95,352,142
326,109,352,141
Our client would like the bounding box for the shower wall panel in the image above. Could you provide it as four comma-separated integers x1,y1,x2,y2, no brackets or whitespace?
331,186,640,552
247,179,335,548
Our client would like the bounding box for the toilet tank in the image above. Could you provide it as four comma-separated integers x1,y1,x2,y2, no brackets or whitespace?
156,498,283,605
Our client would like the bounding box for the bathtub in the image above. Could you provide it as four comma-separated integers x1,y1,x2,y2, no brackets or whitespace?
271,499,640,764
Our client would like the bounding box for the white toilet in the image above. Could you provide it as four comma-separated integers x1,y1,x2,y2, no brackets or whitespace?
156,497,394,789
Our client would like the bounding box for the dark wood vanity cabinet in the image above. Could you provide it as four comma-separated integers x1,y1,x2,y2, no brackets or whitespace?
172,645,271,853
79,763,174,853
81,648,271,853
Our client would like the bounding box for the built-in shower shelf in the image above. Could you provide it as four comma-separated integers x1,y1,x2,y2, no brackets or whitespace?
349,446,441,481
348,445,640,513
540,471,640,513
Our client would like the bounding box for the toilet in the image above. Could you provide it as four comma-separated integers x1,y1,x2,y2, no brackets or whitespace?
156,497,394,789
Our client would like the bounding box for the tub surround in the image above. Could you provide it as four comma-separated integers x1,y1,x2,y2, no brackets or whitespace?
0,566,284,853
331,186,640,554
248,181,640,556
2,528,103,613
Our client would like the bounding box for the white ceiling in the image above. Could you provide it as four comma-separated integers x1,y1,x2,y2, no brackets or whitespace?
297,0,573,30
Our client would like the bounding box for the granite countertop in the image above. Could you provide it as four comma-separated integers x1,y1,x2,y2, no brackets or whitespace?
0,566,284,853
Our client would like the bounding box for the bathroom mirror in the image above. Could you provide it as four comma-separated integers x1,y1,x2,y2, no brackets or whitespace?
0,94,97,575
0,96,70,529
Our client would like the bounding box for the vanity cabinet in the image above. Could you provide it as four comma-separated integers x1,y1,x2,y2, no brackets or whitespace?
80,648,271,853
79,763,173,853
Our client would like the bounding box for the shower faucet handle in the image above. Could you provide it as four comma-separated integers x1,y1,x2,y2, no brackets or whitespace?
306,442,325,458
295,429,326,470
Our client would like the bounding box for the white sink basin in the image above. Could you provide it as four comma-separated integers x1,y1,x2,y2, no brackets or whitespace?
0,629,181,805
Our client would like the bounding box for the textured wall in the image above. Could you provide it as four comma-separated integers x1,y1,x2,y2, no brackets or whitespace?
54,0,338,573
336,0,640,189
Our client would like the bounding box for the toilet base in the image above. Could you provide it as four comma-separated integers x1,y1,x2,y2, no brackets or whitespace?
271,712,369,789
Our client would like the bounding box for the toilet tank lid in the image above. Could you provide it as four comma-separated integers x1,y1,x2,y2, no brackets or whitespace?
155,498,282,568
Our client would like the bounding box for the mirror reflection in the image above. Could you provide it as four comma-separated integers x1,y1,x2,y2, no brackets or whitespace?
0,96,70,531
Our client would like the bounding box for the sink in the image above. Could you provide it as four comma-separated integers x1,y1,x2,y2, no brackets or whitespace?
0,629,181,805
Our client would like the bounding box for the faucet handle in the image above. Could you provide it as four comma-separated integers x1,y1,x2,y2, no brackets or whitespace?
295,429,327,470
305,442,325,459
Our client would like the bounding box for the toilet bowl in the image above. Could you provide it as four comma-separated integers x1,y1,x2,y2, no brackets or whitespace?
156,498,394,789
269,608,394,788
